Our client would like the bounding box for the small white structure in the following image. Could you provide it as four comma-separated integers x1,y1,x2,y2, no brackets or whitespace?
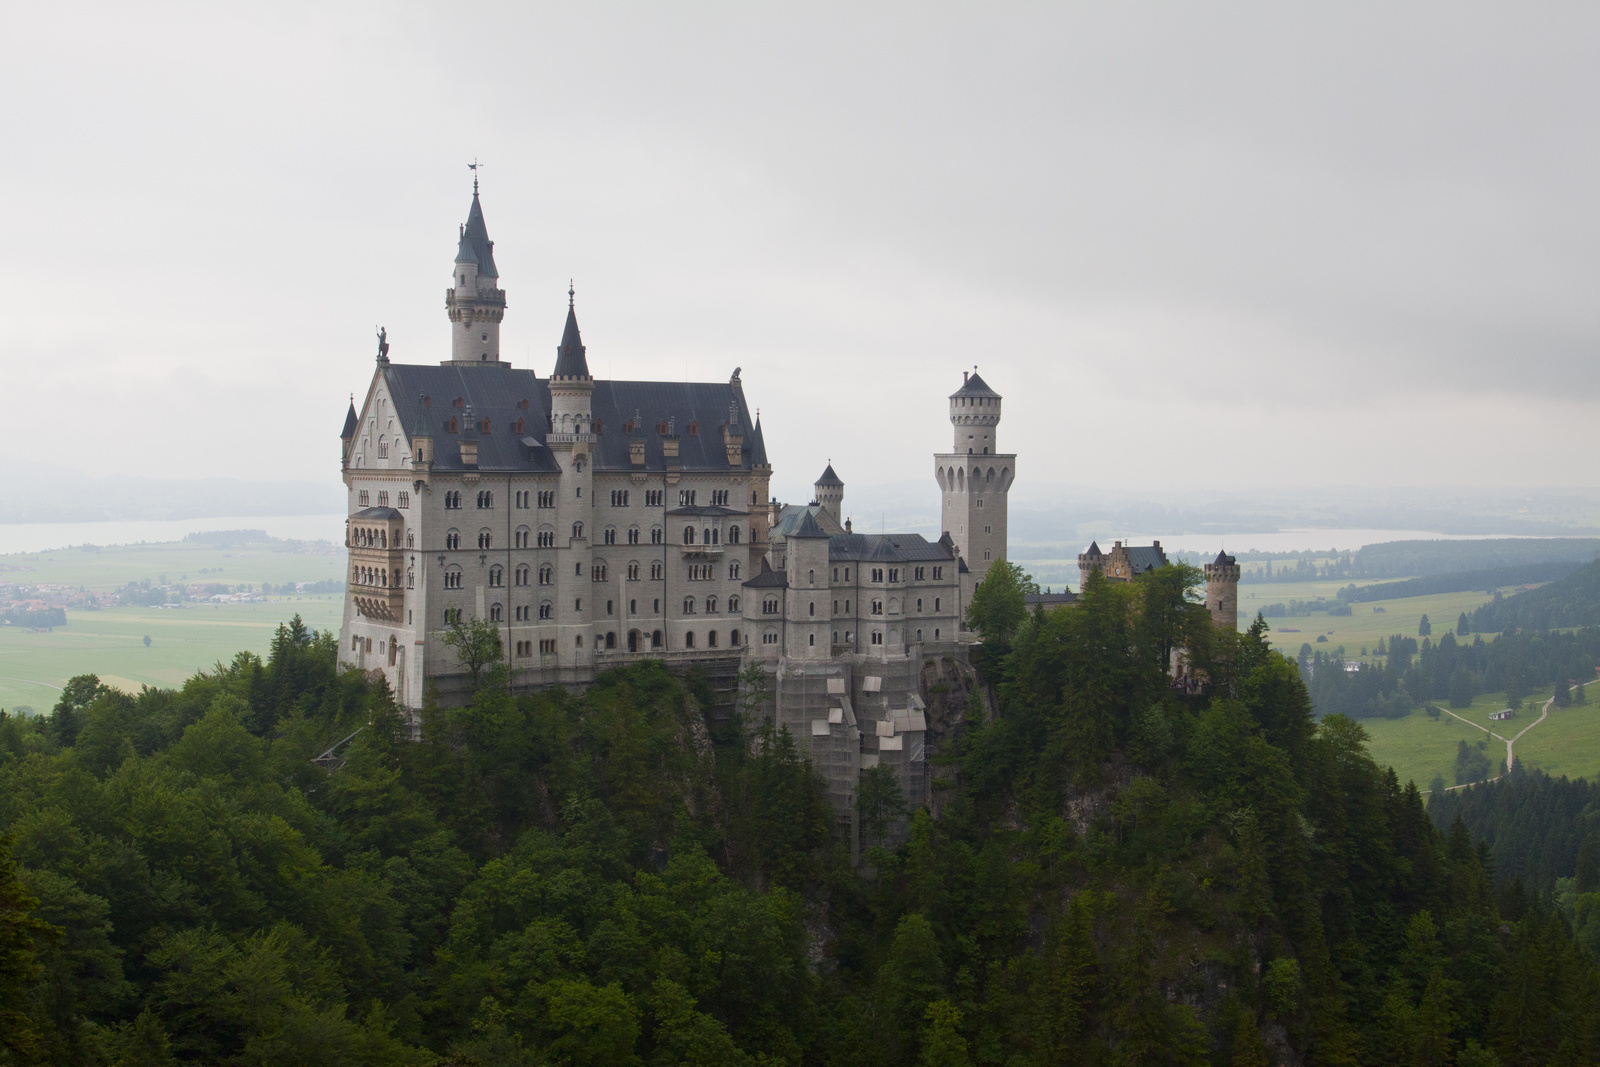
1489,709,1514,721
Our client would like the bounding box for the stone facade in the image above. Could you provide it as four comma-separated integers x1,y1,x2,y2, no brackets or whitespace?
336,189,1008,759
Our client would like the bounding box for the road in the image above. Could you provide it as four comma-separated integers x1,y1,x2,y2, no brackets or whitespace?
1427,681,1593,793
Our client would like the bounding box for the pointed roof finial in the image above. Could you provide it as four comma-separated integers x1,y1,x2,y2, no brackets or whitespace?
468,158,482,196
568,279,575,308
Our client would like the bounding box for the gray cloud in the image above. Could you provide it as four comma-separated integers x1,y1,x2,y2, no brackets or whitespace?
0,2,1594,501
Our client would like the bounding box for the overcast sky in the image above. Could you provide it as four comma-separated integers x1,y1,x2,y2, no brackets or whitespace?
1,3,1595,506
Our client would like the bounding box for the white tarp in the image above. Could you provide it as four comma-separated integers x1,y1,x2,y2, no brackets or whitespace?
863,676,882,692
811,720,831,736
828,707,844,724
876,720,895,737
861,753,880,770
880,735,904,751
826,677,846,695
907,711,927,732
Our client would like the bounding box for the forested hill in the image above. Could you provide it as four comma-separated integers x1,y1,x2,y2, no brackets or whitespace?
4,576,1600,1065
1470,558,1600,633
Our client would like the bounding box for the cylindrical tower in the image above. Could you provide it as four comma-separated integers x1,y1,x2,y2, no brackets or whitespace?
949,370,1001,454
445,182,508,365
814,464,844,524
1205,551,1241,631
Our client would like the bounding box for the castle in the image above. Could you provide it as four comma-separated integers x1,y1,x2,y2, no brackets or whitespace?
337,189,1015,823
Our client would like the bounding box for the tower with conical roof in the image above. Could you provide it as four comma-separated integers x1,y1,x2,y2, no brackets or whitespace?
1205,551,1240,631
445,178,508,365
933,370,1015,595
814,464,844,524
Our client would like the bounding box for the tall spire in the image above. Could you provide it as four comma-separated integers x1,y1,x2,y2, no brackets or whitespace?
445,181,507,365
552,284,591,380
454,190,498,279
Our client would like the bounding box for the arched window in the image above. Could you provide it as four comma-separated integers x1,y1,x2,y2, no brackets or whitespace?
685,631,695,648
709,631,719,647
652,630,662,648
705,596,718,613
808,633,814,646
684,526,696,545
446,530,461,550
683,597,696,614
605,632,616,649
539,602,553,619
808,569,814,585
728,595,740,612
515,565,528,586
603,527,616,545
709,527,718,545
808,602,815,616
478,529,493,549
490,603,502,621
489,566,503,587
729,526,740,544
572,522,585,540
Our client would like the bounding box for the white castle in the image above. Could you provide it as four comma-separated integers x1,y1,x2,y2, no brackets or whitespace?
338,186,1015,828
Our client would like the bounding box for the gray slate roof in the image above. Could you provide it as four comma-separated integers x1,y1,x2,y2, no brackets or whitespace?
815,464,843,487
1213,551,1236,566
454,193,498,278
379,362,759,475
743,558,789,589
552,301,590,379
953,371,998,398
789,510,830,539
1025,591,1079,607
771,504,845,538
1126,545,1169,573
341,402,358,439
352,506,402,520
828,532,955,564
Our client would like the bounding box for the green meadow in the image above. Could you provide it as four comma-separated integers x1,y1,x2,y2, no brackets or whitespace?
1243,580,1535,657
0,539,346,713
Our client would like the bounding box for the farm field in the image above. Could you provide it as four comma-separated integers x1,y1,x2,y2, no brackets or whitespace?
1244,580,1543,657
0,539,344,592
0,597,344,713
1358,686,1600,793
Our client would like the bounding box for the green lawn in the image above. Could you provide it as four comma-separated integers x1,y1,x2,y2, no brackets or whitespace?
0,597,344,714
1,539,345,592
1249,582,1536,657
1354,686,1600,792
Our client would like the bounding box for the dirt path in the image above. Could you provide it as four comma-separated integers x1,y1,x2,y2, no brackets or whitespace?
1424,681,1595,793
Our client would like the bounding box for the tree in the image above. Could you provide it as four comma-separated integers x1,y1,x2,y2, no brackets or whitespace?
1457,612,1470,636
1419,614,1432,637
965,560,1035,645
919,1001,971,1067
0,837,54,1058
1555,679,1572,708
858,764,905,847
440,615,503,690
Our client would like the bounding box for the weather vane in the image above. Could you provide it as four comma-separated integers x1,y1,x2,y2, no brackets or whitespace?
468,158,483,194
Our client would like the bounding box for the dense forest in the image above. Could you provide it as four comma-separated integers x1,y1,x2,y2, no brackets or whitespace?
4,569,1600,1064
1332,563,1581,606
1234,538,1600,585
1430,769,1600,960
1470,561,1600,634
1301,628,1600,721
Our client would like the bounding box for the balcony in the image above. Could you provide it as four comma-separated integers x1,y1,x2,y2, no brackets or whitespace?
352,586,405,622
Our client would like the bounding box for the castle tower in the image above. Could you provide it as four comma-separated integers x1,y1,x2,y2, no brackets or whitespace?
1205,551,1240,631
933,370,1015,590
549,286,595,670
784,510,833,659
814,464,844,524
445,180,509,366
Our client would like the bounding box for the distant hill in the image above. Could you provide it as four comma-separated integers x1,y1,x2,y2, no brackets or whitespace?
1470,559,1600,632
1354,538,1600,578
1339,561,1585,603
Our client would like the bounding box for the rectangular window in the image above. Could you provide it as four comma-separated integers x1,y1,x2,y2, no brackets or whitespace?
932,566,943,580
711,489,728,506
914,566,924,581
538,491,555,508
398,491,410,509
611,489,630,507
540,639,556,655
646,490,664,507
679,489,697,507
889,568,899,582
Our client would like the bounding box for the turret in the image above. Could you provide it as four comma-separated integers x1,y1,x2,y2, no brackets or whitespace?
814,464,844,524
949,370,1001,454
934,369,1014,591
549,285,594,438
340,398,358,466
444,180,508,365
1205,551,1241,631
